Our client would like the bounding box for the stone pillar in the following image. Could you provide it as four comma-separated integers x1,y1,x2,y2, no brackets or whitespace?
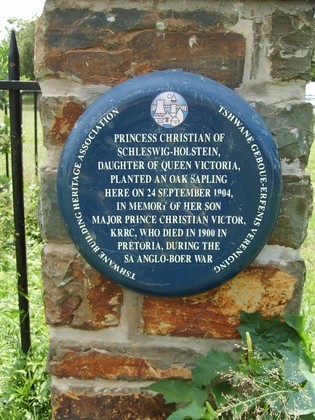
35,1,314,418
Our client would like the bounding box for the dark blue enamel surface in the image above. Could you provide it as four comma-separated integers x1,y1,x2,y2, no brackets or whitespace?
57,70,281,297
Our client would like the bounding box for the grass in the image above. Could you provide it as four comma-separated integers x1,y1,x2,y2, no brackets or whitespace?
0,93,45,182
21,94,46,182
0,96,50,418
0,181,51,418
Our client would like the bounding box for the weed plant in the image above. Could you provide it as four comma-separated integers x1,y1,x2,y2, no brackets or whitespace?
0,178,51,419
148,312,315,419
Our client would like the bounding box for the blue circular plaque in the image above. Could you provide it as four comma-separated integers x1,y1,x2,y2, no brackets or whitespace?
57,70,281,297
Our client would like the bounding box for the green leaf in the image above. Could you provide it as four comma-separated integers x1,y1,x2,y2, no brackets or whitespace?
167,401,209,420
278,346,315,416
210,380,234,407
281,346,313,384
147,379,207,405
284,314,315,365
286,374,315,416
237,311,300,354
192,349,235,387
284,313,306,337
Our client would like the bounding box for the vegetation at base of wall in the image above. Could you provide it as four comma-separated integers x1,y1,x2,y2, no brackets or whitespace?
147,311,315,420
0,180,51,419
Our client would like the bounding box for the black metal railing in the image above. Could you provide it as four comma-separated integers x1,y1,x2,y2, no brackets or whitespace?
0,31,41,354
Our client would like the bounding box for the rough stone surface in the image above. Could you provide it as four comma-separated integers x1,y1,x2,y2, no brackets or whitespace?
268,8,314,81
39,167,69,242
36,8,245,87
52,391,174,420
39,96,86,147
42,31,245,87
255,102,314,167
142,266,297,339
50,351,191,380
50,101,85,146
42,243,123,328
269,174,313,249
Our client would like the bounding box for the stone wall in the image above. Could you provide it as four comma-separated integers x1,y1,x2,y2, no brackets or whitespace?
35,1,314,418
